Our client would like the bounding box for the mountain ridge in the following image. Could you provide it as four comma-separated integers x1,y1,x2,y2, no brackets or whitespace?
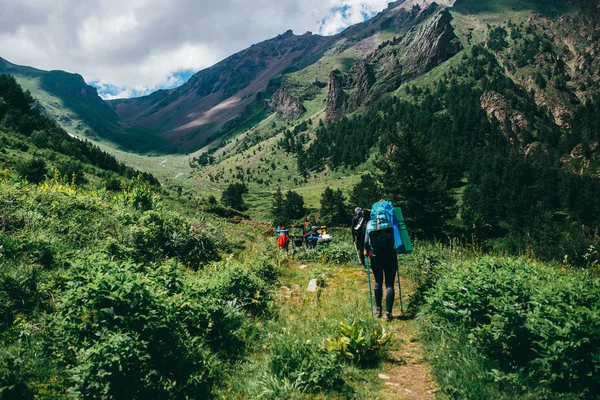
0,57,173,153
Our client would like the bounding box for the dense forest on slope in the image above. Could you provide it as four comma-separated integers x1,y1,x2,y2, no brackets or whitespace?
0,75,158,186
277,38,600,265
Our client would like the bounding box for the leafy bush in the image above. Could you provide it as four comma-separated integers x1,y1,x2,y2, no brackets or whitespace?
70,330,218,400
200,263,270,315
251,259,280,284
422,257,600,396
0,264,39,332
57,159,87,185
326,320,392,367
318,242,355,265
0,342,36,400
269,338,343,393
118,178,160,211
295,241,356,265
130,210,218,268
15,158,47,184
403,248,444,316
48,256,246,398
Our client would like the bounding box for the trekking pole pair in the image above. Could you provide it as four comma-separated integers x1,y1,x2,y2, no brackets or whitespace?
364,257,404,318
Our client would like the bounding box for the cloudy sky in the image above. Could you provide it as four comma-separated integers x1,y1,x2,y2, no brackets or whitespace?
0,0,392,99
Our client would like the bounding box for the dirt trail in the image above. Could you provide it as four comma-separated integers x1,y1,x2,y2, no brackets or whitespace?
380,309,437,400
329,264,438,399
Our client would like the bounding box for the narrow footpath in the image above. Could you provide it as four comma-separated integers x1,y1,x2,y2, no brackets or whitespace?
284,257,438,399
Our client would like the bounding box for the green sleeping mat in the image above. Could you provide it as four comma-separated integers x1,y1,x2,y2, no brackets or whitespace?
393,207,413,253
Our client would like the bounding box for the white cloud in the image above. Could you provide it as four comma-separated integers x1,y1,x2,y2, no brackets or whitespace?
319,0,391,35
0,0,393,98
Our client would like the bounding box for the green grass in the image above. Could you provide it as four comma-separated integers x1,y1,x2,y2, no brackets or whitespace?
289,48,360,85
1,59,173,154
214,236,403,399
452,0,568,19
402,241,600,400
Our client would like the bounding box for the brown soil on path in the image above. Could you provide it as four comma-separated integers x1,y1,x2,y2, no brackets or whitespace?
379,316,437,400
365,274,437,400
330,264,438,399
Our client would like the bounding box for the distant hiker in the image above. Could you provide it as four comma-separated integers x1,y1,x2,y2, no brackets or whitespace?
277,227,290,251
352,207,364,263
352,207,370,266
364,201,401,321
293,235,304,248
305,225,319,249
303,220,311,235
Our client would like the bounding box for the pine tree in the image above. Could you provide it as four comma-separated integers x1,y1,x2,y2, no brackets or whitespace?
271,188,285,225
283,190,306,222
221,183,248,211
349,173,382,209
15,157,48,184
320,187,349,226
377,130,457,238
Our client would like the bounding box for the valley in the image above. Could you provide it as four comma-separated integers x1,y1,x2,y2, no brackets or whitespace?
1,0,599,398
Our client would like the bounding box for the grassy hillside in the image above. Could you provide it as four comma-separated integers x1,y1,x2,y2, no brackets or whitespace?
0,58,173,154
2,60,599,399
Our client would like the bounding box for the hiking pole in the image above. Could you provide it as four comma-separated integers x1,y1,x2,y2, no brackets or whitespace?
353,242,362,265
397,263,404,314
366,256,375,319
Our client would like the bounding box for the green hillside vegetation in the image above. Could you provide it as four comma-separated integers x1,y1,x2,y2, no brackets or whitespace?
0,58,173,154
2,0,600,398
0,75,158,187
0,77,402,399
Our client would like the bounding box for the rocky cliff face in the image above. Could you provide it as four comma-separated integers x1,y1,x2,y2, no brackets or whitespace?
269,85,306,121
480,90,528,144
107,30,334,149
349,61,376,107
398,7,462,79
325,61,378,120
325,69,349,120
325,4,460,119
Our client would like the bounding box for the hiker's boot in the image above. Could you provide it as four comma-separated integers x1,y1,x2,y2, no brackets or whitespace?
385,311,393,322
375,307,382,318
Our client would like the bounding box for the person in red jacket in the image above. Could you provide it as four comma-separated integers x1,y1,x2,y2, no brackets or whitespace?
277,227,290,251
303,221,311,235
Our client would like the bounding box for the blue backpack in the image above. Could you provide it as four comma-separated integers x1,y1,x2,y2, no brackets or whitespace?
366,201,403,252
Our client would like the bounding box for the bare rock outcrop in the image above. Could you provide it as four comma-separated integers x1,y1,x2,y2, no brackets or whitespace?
326,69,349,120
349,61,376,107
480,90,528,143
270,85,306,121
399,8,462,79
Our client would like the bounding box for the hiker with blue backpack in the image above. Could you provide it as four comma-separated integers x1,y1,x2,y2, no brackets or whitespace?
363,200,412,321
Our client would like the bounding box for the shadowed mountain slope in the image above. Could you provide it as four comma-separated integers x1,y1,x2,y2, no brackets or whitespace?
0,57,173,153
